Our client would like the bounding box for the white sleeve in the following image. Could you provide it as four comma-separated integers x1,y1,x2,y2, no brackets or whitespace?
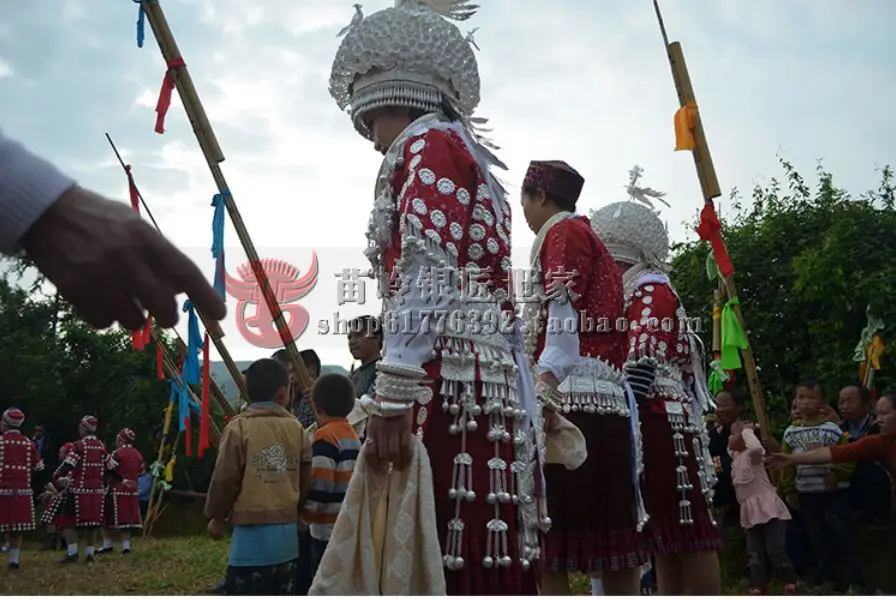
536,298,580,382
382,251,455,369
0,129,76,254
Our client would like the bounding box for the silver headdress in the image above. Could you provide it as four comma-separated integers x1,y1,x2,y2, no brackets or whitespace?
590,166,670,267
329,0,487,143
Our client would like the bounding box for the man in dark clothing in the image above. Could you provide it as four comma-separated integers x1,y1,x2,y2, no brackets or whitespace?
31,425,55,497
708,390,743,525
347,315,382,399
838,383,891,522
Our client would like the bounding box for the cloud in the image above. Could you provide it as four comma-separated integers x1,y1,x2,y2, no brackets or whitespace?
1,0,894,370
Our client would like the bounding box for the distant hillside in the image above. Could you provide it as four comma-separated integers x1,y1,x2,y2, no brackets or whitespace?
210,361,349,403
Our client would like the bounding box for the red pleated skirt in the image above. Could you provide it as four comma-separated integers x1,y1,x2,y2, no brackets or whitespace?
418,363,540,596
542,412,650,573
0,492,36,531
640,405,723,555
104,489,142,529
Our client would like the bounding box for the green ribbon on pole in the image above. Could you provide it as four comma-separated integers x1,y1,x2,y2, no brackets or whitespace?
852,304,885,362
705,251,720,282
707,359,729,395
720,297,749,370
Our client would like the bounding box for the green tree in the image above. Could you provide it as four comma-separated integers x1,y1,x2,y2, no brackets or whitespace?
0,263,204,482
671,160,896,435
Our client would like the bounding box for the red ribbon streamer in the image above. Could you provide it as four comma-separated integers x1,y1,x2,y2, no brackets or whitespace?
696,202,735,278
131,317,152,350
154,57,186,134
124,165,140,213
184,414,192,457
155,342,165,380
198,333,211,458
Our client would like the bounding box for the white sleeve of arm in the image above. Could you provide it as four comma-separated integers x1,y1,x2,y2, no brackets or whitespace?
382,252,454,369
536,298,580,382
0,129,76,254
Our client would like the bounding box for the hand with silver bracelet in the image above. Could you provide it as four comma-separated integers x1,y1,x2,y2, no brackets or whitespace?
535,375,563,432
363,362,427,471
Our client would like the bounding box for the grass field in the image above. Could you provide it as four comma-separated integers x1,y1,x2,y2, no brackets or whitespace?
1,536,229,596
1,525,890,595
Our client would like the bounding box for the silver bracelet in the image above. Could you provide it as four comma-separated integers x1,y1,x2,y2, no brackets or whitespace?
376,372,424,401
535,380,563,412
377,362,427,379
358,394,414,418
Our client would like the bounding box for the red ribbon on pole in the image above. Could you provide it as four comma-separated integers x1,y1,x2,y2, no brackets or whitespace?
124,165,140,213
198,333,211,457
154,57,186,134
696,202,735,278
131,317,152,350
155,341,165,380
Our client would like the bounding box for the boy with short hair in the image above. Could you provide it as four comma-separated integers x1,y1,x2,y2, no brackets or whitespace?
299,373,360,577
780,380,859,592
205,358,311,596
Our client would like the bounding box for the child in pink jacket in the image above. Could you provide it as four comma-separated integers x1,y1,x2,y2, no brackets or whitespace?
729,421,798,595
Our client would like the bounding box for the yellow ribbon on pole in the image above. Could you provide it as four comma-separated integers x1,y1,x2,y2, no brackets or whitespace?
674,101,698,151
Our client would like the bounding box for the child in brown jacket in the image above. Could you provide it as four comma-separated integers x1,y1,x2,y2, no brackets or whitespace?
205,358,311,595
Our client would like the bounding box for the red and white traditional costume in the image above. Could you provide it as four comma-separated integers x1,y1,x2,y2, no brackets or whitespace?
104,428,143,529
591,181,721,556
53,415,108,528
325,1,542,594
41,442,76,530
521,161,649,574
0,408,43,533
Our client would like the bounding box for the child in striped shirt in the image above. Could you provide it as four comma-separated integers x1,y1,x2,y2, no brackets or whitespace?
299,373,360,578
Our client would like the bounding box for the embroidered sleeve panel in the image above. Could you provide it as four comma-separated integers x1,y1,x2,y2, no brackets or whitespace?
540,219,590,313
395,128,475,272
106,449,120,472
625,281,685,366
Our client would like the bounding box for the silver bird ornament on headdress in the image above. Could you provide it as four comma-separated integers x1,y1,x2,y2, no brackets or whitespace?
337,3,364,37
626,165,670,209
465,27,480,50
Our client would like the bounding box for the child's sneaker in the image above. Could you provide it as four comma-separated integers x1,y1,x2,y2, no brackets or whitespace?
783,582,798,595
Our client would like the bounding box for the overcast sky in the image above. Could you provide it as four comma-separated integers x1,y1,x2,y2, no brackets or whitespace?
1,0,893,370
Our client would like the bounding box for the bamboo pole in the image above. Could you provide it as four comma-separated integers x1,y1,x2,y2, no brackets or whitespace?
652,0,771,437
105,133,249,408
143,400,174,536
138,1,314,392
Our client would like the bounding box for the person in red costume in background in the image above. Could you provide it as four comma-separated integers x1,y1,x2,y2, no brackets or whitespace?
0,407,45,569
98,428,144,555
591,171,722,595
519,160,648,595
40,442,76,551
54,415,108,563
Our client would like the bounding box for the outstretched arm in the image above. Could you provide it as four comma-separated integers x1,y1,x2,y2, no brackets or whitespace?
0,128,76,254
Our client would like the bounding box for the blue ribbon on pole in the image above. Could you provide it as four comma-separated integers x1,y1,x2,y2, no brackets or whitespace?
211,191,229,300
170,378,202,433
132,0,147,48
182,300,203,385
171,379,191,432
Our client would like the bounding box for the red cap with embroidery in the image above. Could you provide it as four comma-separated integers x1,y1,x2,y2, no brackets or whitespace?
523,160,585,205
80,415,98,433
117,428,136,445
2,407,25,428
